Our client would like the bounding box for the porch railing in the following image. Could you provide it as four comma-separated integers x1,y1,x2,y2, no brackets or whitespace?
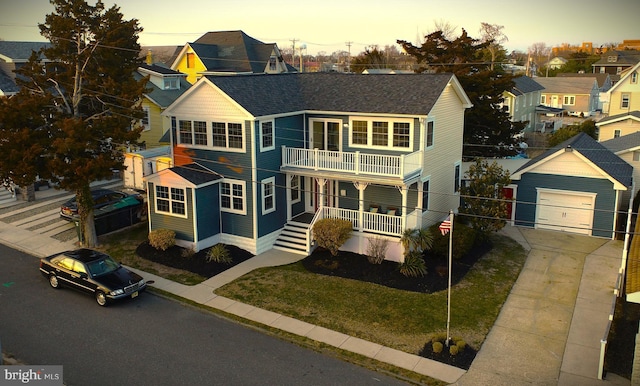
282,146,422,178
309,206,403,237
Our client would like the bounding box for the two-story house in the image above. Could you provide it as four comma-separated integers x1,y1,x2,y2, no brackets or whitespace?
501,75,544,134
557,73,612,112
0,41,51,97
535,76,600,118
592,50,640,77
596,61,640,141
146,72,472,261
170,30,294,84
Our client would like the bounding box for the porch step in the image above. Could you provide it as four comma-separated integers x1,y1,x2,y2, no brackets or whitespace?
273,222,311,255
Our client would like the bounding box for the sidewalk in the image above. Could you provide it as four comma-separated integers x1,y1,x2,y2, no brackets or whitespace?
0,189,631,384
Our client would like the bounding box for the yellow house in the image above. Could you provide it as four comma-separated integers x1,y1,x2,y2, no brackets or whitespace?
171,30,293,84
597,62,640,141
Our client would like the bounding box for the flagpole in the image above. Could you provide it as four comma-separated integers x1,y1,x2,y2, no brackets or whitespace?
446,210,453,347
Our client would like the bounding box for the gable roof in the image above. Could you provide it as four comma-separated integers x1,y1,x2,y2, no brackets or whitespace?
140,46,183,67
607,61,640,95
512,132,632,188
0,41,51,62
601,131,640,154
593,50,640,66
185,30,282,74
510,76,544,96
557,73,612,90
169,163,222,185
203,72,468,117
533,76,598,94
0,68,19,95
134,69,191,109
596,111,640,127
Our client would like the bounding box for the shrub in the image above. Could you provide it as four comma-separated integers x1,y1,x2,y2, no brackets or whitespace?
399,250,427,277
313,218,353,256
432,341,443,354
429,222,477,260
449,345,459,356
431,332,447,344
148,229,175,251
206,244,233,264
181,246,196,258
456,340,467,350
366,236,388,264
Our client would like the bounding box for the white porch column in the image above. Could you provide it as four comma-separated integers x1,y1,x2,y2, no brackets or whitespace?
397,185,408,232
353,182,369,231
315,177,327,210
286,174,292,221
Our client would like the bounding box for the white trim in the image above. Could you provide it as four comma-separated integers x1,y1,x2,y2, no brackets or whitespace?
454,161,461,193
290,174,301,204
259,119,275,152
347,117,414,151
154,185,188,218
261,177,276,215
425,119,435,149
142,106,150,131
420,175,431,213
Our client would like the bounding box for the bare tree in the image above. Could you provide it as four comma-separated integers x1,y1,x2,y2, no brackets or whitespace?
528,42,551,76
479,22,508,70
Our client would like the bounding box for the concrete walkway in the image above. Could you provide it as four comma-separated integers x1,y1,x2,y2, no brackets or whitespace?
0,188,632,385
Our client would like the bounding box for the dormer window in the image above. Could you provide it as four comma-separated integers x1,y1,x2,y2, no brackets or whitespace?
607,55,618,63
163,77,178,90
269,56,277,71
632,72,638,84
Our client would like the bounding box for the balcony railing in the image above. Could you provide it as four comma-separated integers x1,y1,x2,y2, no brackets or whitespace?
312,207,403,237
282,146,422,179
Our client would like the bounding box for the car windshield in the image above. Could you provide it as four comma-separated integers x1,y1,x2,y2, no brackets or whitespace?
86,256,120,277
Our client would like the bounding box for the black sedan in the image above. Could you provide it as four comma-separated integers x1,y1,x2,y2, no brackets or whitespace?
39,249,146,306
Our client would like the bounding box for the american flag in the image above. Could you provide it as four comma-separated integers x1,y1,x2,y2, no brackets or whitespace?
439,215,452,236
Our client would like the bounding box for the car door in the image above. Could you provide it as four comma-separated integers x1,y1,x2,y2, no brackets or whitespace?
52,256,80,290
71,260,97,295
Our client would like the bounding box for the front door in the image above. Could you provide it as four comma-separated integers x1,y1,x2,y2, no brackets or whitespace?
311,120,340,151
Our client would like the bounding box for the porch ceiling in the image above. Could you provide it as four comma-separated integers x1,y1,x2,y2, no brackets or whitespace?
280,166,419,186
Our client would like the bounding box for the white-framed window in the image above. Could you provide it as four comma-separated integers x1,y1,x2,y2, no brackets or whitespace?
155,185,186,217
163,77,178,90
349,118,414,150
454,162,461,193
260,120,274,151
212,121,244,151
633,151,640,162
269,56,277,71
540,95,547,104
220,179,245,215
426,120,434,148
290,175,300,203
563,96,575,105
614,130,621,138
632,72,638,84
621,94,630,109
178,120,207,146
421,176,430,213
141,107,150,131
617,67,622,75
261,177,276,215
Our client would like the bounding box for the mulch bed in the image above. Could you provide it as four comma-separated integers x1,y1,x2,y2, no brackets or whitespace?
418,341,477,370
135,242,254,278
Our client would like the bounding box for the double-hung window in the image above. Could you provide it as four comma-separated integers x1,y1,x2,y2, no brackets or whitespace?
261,177,275,215
193,121,207,145
212,122,244,150
290,175,300,203
220,180,245,214
155,185,186,217
350,118,413,150
178,120,207,146
351,120,368,145
141,107,150,131
393,122,410,148
260,120,274,151
454,162,461,193
621,94,630,109
426,121,434,148
421,177,430,213
179,120,192,144
563,96,575,105
372,121,388,146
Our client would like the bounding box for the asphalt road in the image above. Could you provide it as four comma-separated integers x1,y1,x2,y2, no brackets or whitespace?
0,244,409,385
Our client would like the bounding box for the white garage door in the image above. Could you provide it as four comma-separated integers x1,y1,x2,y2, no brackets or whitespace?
536,189,595,235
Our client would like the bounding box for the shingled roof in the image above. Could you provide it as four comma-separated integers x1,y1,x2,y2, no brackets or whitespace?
206,72,458,117
511,76,544,96
513,132,633,187
169,163,222,185
0,41,51,61
601,131,640,153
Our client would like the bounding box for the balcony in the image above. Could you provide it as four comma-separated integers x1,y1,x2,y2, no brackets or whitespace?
281,146,423,179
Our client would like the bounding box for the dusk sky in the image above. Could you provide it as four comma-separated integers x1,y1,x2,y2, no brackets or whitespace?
1,0,638,55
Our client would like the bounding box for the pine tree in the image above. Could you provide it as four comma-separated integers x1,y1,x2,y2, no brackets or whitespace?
0,0,146,247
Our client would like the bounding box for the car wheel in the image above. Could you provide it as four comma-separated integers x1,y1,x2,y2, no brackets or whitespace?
49,274,60,289
95,291,108,307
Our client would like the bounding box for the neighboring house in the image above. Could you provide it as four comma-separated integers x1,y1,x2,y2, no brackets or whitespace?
592,50,640,76
535,76,600,117
501,75,544,133
601,131,640,210
170,30,294,84
0,41,51,96
510,132,632,238
140,46,182,67
147,72,472,261
558,72,613,111
596,62,640,141
546,56,568,70
123,146,172,190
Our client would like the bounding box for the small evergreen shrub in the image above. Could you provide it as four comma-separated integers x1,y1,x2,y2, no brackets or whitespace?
206,244,233,264
313,218,353,256
399,250,427,277
456,340,467,350
429,222,477,260
148,229,175,251
181,246,196,258
366,237,388,264
449,345,459,356
432,341,443,354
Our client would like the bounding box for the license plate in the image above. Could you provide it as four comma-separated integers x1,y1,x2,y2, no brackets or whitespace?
131,291,138,298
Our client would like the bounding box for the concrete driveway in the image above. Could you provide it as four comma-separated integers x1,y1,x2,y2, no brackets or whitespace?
455,227,630,386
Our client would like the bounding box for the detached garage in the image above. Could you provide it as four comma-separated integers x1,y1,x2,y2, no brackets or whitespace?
511,132,632,238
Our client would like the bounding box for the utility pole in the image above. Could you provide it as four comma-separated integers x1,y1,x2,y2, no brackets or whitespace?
290,38,298,71
345,41,352,73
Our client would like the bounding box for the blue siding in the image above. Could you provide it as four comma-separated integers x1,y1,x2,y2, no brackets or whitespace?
195,184,220,241
514,173,616,238
148,183,195,242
